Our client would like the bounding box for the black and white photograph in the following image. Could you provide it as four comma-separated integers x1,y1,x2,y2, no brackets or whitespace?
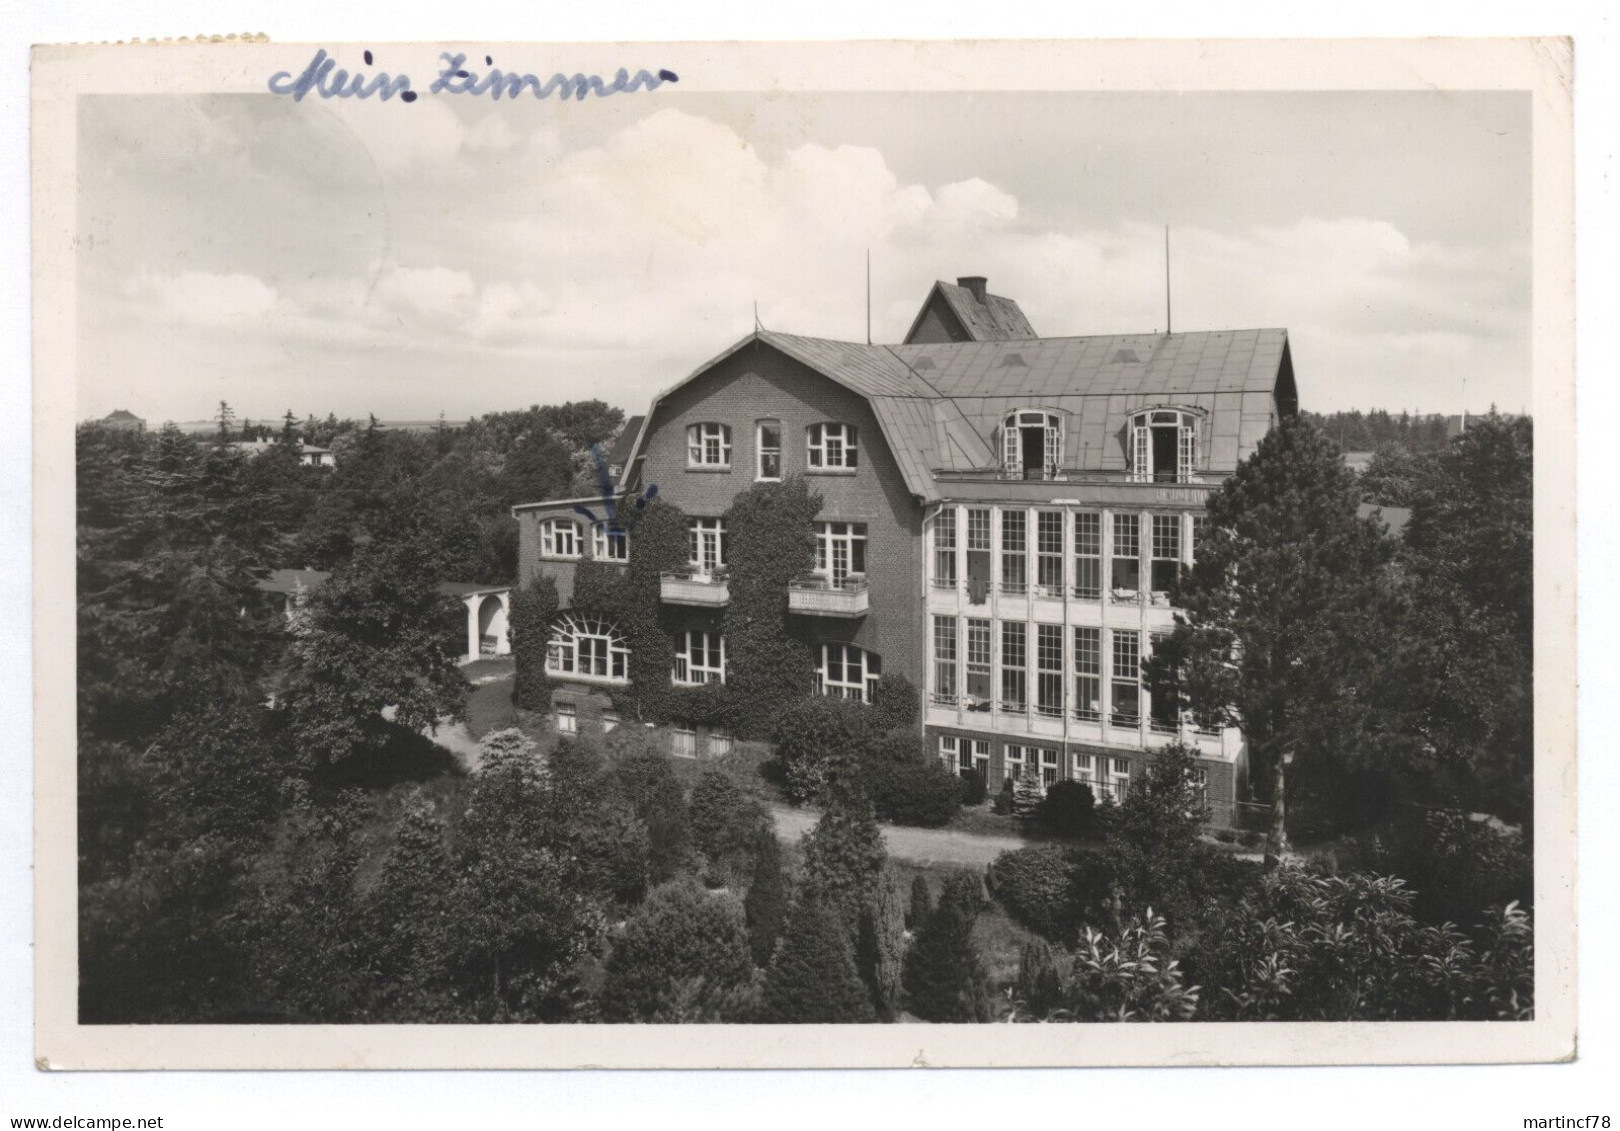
27,36,1576,1073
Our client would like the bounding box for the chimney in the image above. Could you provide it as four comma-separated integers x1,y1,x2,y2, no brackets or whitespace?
957,276,988,304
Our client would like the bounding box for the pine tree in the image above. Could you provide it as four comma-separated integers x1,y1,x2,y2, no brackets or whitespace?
902,872,993,1022
1012,769,1044,819
744,832,789,967
856,871,908,1020
599,880,757,1022
799,791,886,938
760,898,876,1023
907,875,933,933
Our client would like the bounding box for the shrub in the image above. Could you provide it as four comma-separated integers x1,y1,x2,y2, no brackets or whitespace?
1360,807,1532,926
760,897,876,1023
869,673,921,733
1037,780,1096,838
799,793,887,936
959,771,988,807
992,778,1015,815
598,880,757,1022
906,875,933,932
772,696,868,804
1062,914,1200,1022
607,736,691,884
856,872,908,1020
688,771,771,886
902,872,993,1022
743,833,789,967
866,756,962,828
1012,771,1044,820
986,845,1082,940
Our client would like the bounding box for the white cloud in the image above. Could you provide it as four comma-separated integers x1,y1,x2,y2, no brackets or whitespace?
122,270,279,326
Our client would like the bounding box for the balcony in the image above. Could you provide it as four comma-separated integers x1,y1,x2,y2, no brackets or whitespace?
660,570,730,607
788,574,869,618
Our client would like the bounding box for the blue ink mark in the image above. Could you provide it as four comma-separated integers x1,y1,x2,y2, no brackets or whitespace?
571,442,657,532
268,48,414,102
364,49,373,65
486,55,493,66
430,52,678,101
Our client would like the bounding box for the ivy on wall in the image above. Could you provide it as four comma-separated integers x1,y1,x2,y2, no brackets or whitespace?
721,476,823,740
509,575,559,710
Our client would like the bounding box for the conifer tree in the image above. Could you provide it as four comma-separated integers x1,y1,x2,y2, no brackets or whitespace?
902,872,993,1022
744,832,789,967
760,898,876,1023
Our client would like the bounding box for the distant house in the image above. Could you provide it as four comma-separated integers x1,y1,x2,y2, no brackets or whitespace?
216,440,336,468
99,409,146,432
255,568,508,663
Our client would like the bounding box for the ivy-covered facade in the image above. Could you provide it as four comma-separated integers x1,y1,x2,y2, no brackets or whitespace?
513,277,1300,825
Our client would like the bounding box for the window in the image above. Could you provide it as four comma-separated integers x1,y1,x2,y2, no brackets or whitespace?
940,736,990,781
1150,515,1182,597
1191,514,1208,565
1111,513,1141,594
708,731,734,757
966,508,992,604
756,420,782,480
671,726,697,758
1073,626,1102,722
545,614,630,683
601,712,620,734
1039,747,1060,789
932,616,958,705
687,422,732,468
1073,511,1102,599
672,630,726,685
965,619,992,707
817,643,882,703
807,423,858,470
1002,410,1062,481
1187,766,1208,811
815,522,868,588
1110,629,1141,728
1128,408,1200,484
539,517,582,558
1036,624,1063,718
688,518,727,575
1001,510,1026,594
1004,744,1028,785
1110,758,1133,801
555,703,577,734
1073,753,1099,797
1000,622,1027,712
593,523,629,562
1036,511,1064,596
933,507,958,588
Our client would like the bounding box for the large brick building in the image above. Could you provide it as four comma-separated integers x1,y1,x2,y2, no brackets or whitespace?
514,277,1299,821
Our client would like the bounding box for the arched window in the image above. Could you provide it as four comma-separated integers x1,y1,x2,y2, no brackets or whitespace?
545,613,630,683
807,422,858,470
1128,407,1202,484
1002,410,1062,481
815,642,882,703
687,422,732,468
539,517,582,558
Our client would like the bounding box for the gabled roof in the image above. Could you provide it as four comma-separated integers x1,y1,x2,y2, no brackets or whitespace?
905,280,1036,343
607,416,644,466
102,409,142,422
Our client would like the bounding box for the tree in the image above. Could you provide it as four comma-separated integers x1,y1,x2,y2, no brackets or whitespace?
280,529,469,771
901,872,993,1022
687,771,771,885
608,733,692,883
1145,414,1402,864
1012,769,1044,820
1037,779,1097,838
599,880,757,1022
759,897,876,1023
799,791,887,938
856,870,909,1020
743,832,789,967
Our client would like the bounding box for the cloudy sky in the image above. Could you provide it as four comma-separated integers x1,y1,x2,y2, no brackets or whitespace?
76,89,1530,424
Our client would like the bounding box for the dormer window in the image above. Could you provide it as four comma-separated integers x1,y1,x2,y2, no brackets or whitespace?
1129,408,1202,484
687,422,732,468
539,517,582,559
807,423,858,470
1002,410,1062,481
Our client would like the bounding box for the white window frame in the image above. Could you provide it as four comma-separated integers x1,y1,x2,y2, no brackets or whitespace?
708,731,734,758
1150,514,1181,599
1074,626,1102,722
965,618,993,707
932,506,959,588
1111,512,1141,596
593,523,629,562
1000,622,1027,713
816,642,882,703
1004,744,1028,786
688,518,727,575
807,422,858,470
1002,409,1063,481
539,517,582,559
1109,757,1133,801
671,725,697,759
555,703,577,735
1036,510,1064,596
545,613,631,684
1073,510,1102,600
601,712,620,734
756,419,782,481
814,521,868,588
1001,510,1027,595
686,422,732,468
932,615,958,705
672,629,727,686
1035,623,1063,718
1110,629,1141,729
1128,407,1202,484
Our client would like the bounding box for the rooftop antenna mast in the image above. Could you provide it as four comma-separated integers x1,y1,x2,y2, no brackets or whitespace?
1164,225,1172,336
865,248,872,345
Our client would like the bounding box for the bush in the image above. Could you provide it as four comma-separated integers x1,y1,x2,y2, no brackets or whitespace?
687,771,771,886
902,872,993,1022
598,880,757,1022
1037,780,1096,838
760,897,876,1023
508,579,558,711
772,697,868,804
992,778,1015,815
743,833,789,967
1360,807,1532,926
866,756,962,828
986,845,1082,940
959,771,988,807
869,673,921,733
1012,771,1044,819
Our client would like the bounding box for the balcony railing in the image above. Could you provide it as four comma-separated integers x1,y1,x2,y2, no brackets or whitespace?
659,570,730,607
787,574,869,618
